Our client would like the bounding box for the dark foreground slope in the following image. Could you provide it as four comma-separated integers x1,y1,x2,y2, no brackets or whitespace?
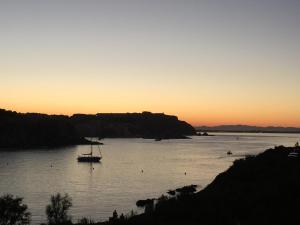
0,109,89,148
100,146,300,225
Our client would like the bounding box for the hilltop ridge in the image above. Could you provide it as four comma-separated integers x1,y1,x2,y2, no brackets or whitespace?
71,111,195,139
0,109,195,148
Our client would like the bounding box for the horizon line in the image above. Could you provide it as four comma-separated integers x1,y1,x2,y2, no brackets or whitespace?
2,107,300,129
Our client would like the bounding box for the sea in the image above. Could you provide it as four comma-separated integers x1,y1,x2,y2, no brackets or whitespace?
0,132,299,224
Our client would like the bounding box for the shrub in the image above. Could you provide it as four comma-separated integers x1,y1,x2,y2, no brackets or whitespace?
0,194,31,225
77,217,94,224
45,193,72,225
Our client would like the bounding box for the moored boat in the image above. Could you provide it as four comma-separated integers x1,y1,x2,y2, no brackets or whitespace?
77,141,102,162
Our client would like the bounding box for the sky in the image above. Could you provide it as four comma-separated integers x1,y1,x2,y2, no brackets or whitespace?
0,0,300,126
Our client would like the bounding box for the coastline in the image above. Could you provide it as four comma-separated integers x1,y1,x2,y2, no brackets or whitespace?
85,145,300,225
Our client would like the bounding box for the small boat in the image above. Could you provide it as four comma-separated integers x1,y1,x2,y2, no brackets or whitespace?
77,141,102,162
227,151,232,155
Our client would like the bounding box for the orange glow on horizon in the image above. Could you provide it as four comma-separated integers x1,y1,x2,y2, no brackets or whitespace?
2,104,300,128
185,114,300,128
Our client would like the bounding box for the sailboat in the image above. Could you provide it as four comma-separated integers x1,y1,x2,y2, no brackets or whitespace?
77,141,102,162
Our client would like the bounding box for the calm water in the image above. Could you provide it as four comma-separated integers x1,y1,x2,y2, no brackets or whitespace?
0,133,299,224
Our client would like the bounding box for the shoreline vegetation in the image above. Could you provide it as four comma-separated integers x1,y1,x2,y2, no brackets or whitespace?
2,145,300,225
0,109,195,148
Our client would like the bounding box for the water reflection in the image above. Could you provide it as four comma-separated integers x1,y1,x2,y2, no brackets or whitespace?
0,133,299,223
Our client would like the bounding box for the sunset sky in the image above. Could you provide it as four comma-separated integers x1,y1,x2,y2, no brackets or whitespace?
1,0,300,126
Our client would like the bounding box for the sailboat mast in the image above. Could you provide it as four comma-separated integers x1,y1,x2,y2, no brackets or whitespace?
90,138,93,156
91,144,93,156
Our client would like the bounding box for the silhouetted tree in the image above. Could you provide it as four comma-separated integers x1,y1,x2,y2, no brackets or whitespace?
109,210,118,222
119,214,125,221
45,193,72,225
0,194,31,225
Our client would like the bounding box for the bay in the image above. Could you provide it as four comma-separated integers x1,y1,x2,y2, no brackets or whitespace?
0,133,299,224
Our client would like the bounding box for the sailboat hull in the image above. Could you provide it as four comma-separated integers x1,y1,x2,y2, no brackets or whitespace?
77,156,102,162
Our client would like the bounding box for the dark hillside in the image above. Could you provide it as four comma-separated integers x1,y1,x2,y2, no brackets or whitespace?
0,109,195,148
0,109,89,148
71,111,195,138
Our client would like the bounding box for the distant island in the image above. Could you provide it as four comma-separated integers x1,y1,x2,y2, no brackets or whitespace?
196,125,300,133
71,111,195,139
0,109,195,148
